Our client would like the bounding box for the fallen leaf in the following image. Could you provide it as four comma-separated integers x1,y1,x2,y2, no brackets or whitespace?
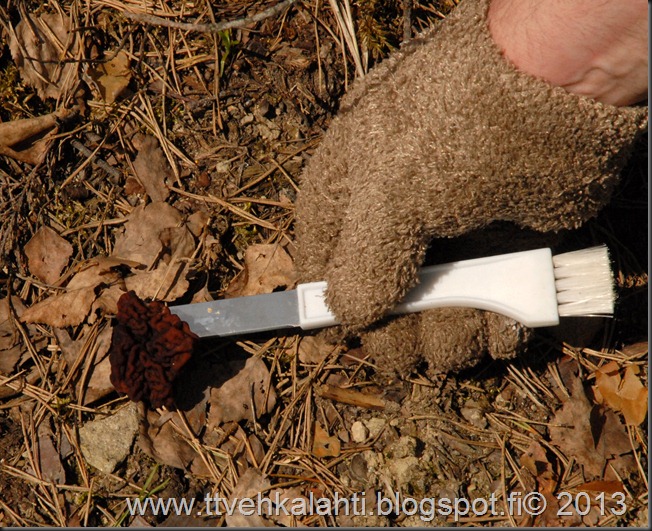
273,44,312,70
91,284,127,317
225,468,275,528
618,367,648,425
36,422,66,484
87,50,132,104
0,296,49,376
186,211,210,239
131,135,171,202
0,110,71,164
112,202,196,300
298,335,332,364
190,283,214,304
266,487,310,527
0,296,29,373
124,226,195,301
519,441,564,527
619,341,648,358
247,433,265,468
84,326,114,404
9,12,79,100
207,356,277,428
575,480,624,494
312,422,341,458
225,244,296,298
20,257,126,327
594,362,648,426
201,424,251,477
549,374,635,481
123,176,146,196
24,226,73,284
21,287,98,328
112,202,183,267
139,408,202,471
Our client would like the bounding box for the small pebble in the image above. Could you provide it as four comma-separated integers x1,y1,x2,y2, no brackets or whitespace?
350,421,369,443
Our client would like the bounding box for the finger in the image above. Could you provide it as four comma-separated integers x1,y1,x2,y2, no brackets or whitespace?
294,144,348,283
324,188,427,327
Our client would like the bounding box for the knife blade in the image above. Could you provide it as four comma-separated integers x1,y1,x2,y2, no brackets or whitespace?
169,289,305,337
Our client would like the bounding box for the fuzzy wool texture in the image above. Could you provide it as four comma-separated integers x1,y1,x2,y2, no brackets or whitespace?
294,0,648,377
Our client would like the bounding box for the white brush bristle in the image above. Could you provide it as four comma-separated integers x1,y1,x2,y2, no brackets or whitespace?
552,245,615,317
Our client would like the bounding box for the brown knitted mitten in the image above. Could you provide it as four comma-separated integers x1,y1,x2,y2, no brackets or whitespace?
295,0,648,376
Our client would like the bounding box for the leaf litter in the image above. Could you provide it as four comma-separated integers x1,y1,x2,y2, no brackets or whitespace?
0,109,74,165
8,12,79,100
0,0,647,527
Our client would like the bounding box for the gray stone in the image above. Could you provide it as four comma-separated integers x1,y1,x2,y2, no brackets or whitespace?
79,402,139,474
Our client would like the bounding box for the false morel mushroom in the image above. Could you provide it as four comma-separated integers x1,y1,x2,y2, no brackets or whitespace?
109,290,198,409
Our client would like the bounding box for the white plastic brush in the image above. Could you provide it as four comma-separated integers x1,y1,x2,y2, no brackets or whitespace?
170,246,616,337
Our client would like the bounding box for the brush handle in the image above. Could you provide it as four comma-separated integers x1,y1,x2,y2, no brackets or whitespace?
297,248,561,329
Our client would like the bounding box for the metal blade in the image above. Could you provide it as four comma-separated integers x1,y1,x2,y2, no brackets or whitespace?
169,290,301,338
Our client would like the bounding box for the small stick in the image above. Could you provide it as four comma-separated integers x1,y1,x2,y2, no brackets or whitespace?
317,384,385,410
123,0,299,34
402,0,413,41
70,139,121,179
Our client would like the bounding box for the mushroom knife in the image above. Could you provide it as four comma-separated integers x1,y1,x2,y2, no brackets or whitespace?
169,246,614,338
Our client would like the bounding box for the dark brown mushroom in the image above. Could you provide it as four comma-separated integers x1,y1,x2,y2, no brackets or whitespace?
109,290,198,409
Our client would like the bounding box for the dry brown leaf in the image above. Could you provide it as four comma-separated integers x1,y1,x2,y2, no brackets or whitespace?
186,211,210,238
131,135,171,202
594,362,648,426
1,297,29,373
0,110,71,164
312,422,341,458
20,258,126,327
124,226,195,301
91,284,126,317
225,468,275,527
207,356,277,428
273,44,311,69
225,244,296,298
247,433,265,468
202,423,251,477
267,487,310,527
21,286,98,328
574,480,624,494
53,325,113,404
8,13,79,100
298,335,332,364
36,423,66,484
618,367,648,425
619,341,648,357
123,175,146,196
139,408,199,470
519,441,565,527
83,325,114,404
549,374,635,481
1,296,48,375
24,226,73,284
112,202,182,267
87,50,132,104
190,283,214,304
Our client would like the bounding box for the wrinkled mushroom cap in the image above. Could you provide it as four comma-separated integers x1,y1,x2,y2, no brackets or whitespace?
109,291,198,409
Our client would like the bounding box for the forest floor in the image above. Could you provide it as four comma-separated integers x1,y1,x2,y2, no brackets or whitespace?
0,0,648,527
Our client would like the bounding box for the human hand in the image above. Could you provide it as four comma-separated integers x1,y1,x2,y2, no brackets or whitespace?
489,0,648,107
294,0,647,375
